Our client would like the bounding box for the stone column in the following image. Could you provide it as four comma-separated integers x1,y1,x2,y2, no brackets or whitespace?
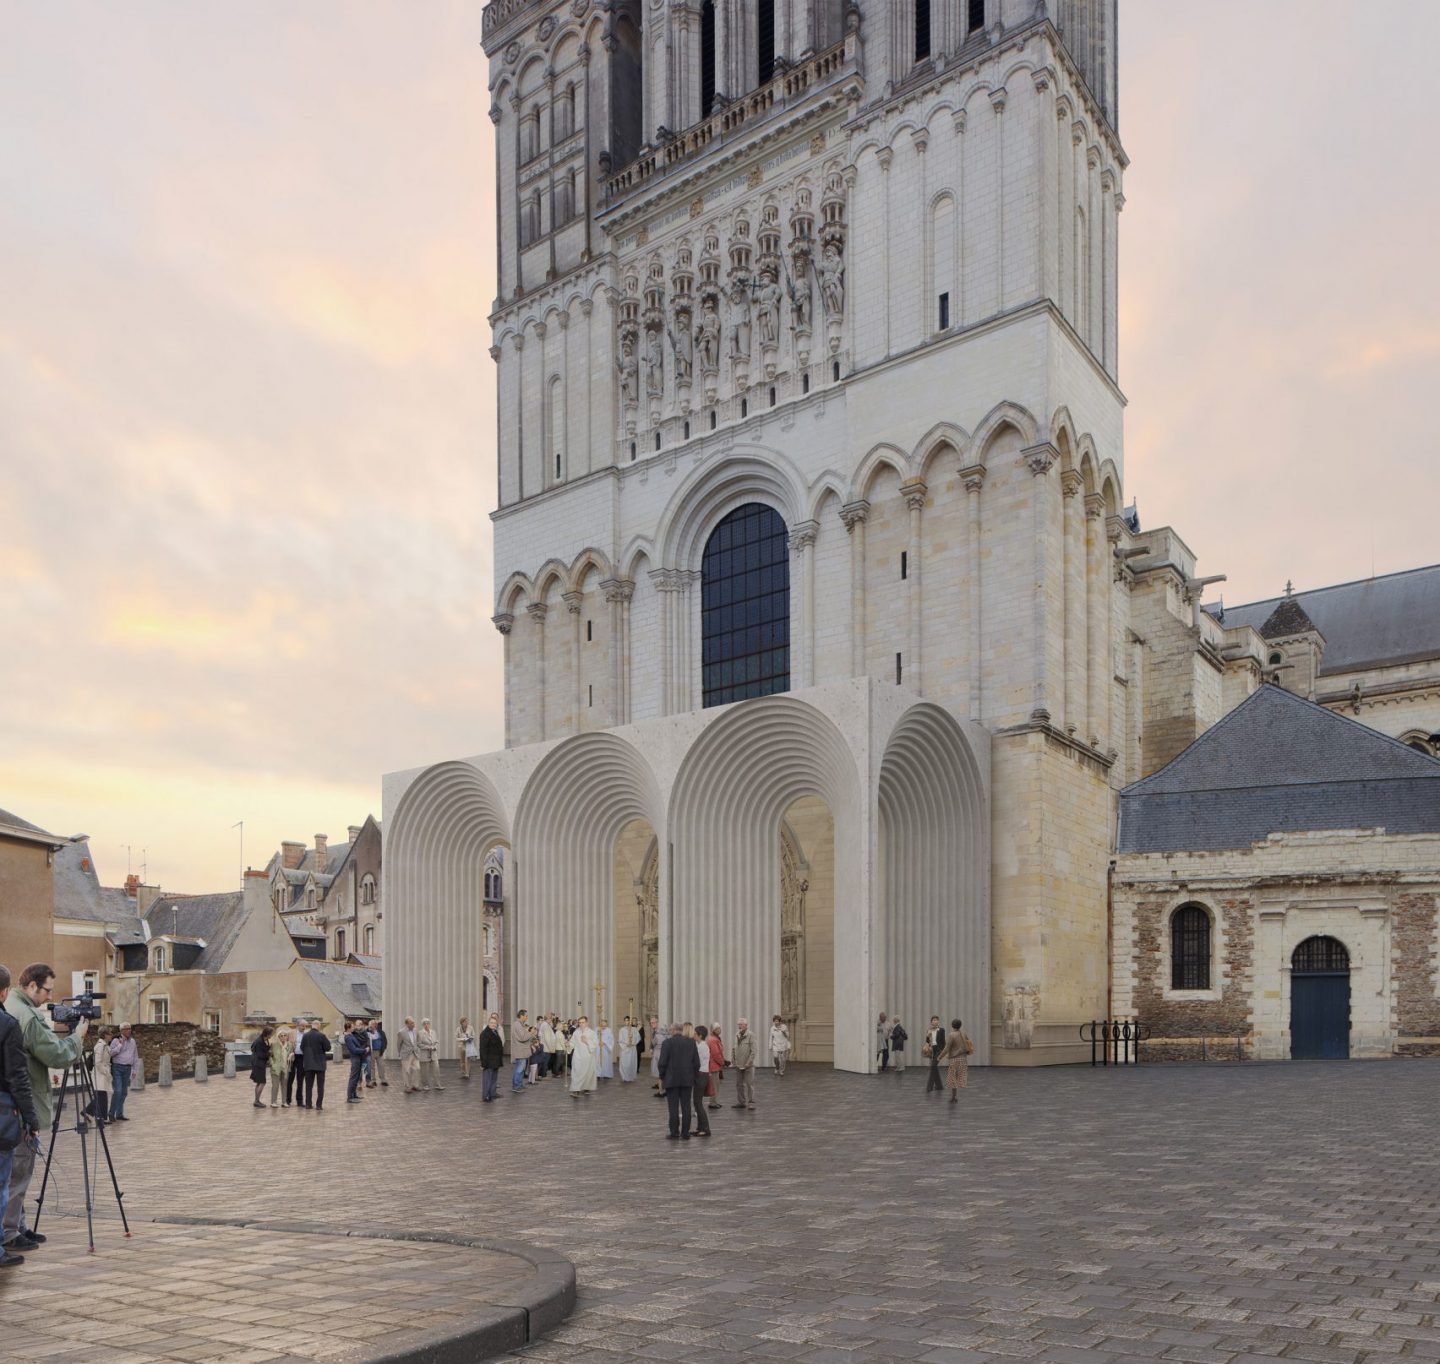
564,590,584,732
526,602,549,740
840,500,870,678
1061,468,1085,735
960,464,985,719
679,570,701,711
602,578,633,727
492,613,515,746
901,478,927,692
789,520,819,688
1086,492,1109,751
1022,444,1058,723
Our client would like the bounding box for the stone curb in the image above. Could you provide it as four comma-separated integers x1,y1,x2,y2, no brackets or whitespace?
146,1213,577,1362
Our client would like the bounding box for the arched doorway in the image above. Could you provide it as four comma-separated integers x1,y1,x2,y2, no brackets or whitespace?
1290,935,1350,1059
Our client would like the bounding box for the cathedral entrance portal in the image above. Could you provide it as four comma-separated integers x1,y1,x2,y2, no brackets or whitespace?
613,820,659,1030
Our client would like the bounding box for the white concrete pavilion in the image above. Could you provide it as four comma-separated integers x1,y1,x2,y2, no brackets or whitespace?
383,680,990,1073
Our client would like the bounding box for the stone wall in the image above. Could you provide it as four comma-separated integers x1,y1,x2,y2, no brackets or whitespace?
1394,891,1440,1054
128,1022,227,1081
1130,894,1255,1043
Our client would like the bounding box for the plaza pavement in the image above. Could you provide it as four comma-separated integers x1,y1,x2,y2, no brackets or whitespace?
6,1056,1440,1363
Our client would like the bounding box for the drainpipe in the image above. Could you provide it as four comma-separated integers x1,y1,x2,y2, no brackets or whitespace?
1106,858,1116,1023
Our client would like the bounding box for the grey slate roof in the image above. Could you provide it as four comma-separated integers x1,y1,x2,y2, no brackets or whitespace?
298,960,382,1019
145,892,247,971
1206,563,1440,674
0,808,62,840
52,839,146,936
1118,685,1440,854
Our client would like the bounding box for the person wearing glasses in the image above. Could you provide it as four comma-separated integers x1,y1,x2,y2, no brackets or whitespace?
108,1021,139,1121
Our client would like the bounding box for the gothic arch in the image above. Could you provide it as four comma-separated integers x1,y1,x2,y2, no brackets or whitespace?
656,447,806,570
849,442,909,503
386,761,511,1054
533,558,569,602
513,732,665,1024
913,421,972,483
567,547,614,594
670,695,864,1066
618,535,655,583
970,400,1041,462
805,470,847,523
877,703,989,1064
496,570,535,614
1049,406,1079,459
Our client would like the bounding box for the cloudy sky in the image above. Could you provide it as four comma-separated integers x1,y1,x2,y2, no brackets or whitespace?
3,1,1437,893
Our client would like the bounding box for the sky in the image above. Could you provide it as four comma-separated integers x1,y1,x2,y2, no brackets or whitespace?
2,1,1437,894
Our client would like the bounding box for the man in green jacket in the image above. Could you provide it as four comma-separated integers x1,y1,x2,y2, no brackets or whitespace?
3,963,86,1254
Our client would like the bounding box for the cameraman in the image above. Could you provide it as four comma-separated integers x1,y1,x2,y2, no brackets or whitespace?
3,963,87,1256
0,965,41,1268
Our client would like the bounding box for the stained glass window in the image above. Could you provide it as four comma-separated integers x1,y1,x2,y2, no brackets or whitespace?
701,503,790,707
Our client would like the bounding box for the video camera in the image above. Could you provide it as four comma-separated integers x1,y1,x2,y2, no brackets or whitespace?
49,990,106,1027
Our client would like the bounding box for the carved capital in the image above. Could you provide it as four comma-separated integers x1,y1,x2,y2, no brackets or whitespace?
534,320,547,338
1087,144,1101,171
562,590,584,614
1031,67,1052,95
491,612,515,636
1114,190,1127,213
649,567,685,594
489,344,502,362
1100,168,1116,194
839,499,870,531
580,297,594,317
526,602,549,623
1071,119,1085,147
1085,492,1106,521
513,333,525,352
910,128,929,155
1022,442,1059,477
989,86,1008,115
959,462,986,494
789,519,820,553
557,311,570,330
876,146,894,173
600,576,635,605
1061,469,1084,498
901,478,928,512
953,108,967,136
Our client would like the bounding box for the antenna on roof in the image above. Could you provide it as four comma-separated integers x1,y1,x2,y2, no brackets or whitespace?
231,820,244,886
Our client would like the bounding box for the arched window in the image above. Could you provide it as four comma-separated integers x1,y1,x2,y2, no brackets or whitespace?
701,503,790,707
1170,904,1211,990
1268,651,1283,666
364,924,375,954
608,4,643,166
152,945,167,974
968,0,986,33
757,0,776,85
360,874,376,906
1292,935,1349,973
701,1,716,115
336,929,346,961
915,0,931,61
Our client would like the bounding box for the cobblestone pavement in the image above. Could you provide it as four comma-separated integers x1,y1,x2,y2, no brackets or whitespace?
3,1216,532,1363
9,1058,1440,1363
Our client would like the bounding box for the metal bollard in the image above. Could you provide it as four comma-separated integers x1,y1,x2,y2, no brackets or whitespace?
195,1056,208,1083
158,1054,173,1087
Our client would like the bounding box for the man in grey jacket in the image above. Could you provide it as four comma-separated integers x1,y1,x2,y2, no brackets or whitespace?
0,965,41,1268
730,1018,757,1112
511,1010,534,1093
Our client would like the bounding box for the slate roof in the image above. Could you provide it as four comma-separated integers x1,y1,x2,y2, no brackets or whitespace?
145,892,247,972
51,839,146,936
0,808,67,849
1118,685,1440,854
298,960,382,1019
1206,563,1440,674
1259,597,1321,641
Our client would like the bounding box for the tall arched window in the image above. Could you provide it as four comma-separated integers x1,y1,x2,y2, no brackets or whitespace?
701,503,790,707
757,0,776,85
701,1,716,115
152,945,167,974
915,0,932,61
336,929,346,961
608,3,643,166
1170,904,1211,990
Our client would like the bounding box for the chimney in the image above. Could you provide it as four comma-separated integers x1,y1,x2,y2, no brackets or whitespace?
124,873,140,900
314,834,328,870
347,825,362,843
281,840,305,870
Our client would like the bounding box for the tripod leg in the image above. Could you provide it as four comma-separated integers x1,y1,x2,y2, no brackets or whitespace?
30,1065,71,1235
73,1059,129,1239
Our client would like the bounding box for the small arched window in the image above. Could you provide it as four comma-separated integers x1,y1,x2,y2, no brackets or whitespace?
1292,935,1349,973
361,874,376,906
1170,904,1211,990
152,945,167,974
1268,651,1283,666
336,929,346,961
364,924,375,955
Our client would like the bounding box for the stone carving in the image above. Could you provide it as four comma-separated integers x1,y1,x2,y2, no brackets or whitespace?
756,267,782,350
819,241,845,319
696,296,721,373
728,281,752,361
779,829,809,1035
638,849,659,1023
644,327,664,399
668,319,692,382
787,267,812,332
617,332,639,406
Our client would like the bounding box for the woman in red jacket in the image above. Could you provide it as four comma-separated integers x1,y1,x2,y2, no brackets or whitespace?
705,1023,727,1111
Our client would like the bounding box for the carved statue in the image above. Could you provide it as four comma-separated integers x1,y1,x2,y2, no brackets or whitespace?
617,333,639,406
728,281,752,360
668,321,693,382
819,242,845,319
644,327,664,398
781,938,800,1021
787,268,812,331
696,298,721,372
756,267,782,349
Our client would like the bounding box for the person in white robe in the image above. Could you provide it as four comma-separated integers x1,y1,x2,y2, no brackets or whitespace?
597,1020,615,1079
617,1017,639,1082
567,1016,599,1096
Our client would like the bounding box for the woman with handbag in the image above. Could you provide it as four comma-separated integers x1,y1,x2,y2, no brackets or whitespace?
88,1026,113,1122
937,1018,974,1103
249,1025,273,1108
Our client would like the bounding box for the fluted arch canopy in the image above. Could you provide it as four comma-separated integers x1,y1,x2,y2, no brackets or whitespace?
513,732,664,1017
386,761,511,1033
670,695,864,1065
877,703,990,1063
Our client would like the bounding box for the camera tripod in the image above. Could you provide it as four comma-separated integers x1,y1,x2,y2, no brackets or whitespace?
31,1050,130,1252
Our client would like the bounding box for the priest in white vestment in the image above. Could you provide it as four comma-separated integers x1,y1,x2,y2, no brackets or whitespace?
597,1021,615,1079
617,1018,639,1082
567,1016,599,1096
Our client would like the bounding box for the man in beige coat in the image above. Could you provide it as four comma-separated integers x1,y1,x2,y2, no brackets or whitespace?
397,1017,422,1093
730,1018,757,1111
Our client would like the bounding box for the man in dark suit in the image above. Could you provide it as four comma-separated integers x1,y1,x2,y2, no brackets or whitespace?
658,1023,700,1140
299,1022,332,1110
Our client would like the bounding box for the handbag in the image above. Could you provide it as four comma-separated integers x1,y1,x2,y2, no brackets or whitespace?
464,1039,478,1059
963,1034,975,1055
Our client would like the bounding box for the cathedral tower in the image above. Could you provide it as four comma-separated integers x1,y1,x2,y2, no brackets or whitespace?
388,0,1131,1069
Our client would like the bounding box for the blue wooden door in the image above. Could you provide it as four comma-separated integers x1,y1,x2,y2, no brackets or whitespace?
1291,974,1350,1059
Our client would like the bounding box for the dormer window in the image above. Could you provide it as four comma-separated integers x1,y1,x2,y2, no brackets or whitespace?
152,945,167,974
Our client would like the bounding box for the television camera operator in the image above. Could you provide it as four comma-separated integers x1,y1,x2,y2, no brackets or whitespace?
2,963,90,1259
0,965,42,1268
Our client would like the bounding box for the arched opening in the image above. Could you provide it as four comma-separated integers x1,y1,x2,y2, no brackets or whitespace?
914,0,931,61
1290,935,1351,1060
1170,904,1211,990
701,502,790,707
877,703,989,1063
608,2,643,167
700,0,716,117
385,760,510,1058
513,732,664,1032
757,0,776,85
612,822,660,1028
